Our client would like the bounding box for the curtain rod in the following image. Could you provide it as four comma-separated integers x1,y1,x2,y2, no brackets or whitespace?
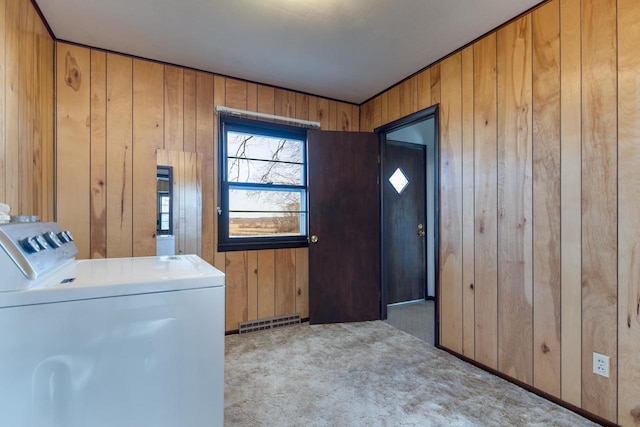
215,106,321,129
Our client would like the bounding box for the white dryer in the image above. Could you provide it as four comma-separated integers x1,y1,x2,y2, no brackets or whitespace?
0,222,225,427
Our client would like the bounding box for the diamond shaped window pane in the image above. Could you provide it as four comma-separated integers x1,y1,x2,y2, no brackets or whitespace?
389,168,409,194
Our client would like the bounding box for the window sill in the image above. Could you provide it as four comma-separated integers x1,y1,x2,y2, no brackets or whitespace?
218,237,309,252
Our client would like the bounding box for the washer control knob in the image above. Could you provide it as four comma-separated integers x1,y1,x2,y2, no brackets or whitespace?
57,232,69,243
64,231,74,242
21,237,41,253
35,235,50,250
43,231,62,248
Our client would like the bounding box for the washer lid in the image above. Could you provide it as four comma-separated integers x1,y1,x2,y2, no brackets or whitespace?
0,255,225,308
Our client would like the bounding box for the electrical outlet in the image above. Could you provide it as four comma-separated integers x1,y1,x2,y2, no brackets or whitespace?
593,352,610,378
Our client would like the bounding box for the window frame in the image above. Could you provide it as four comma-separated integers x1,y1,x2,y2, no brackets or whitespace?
218,115,309,252
156,165,174,236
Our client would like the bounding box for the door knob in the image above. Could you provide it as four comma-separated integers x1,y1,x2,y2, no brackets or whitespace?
310,235,319,244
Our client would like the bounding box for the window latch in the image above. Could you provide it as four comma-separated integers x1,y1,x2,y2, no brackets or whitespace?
217,207,222,215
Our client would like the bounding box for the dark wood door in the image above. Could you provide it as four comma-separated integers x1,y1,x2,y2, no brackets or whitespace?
308,130,380,324
384,141,426,304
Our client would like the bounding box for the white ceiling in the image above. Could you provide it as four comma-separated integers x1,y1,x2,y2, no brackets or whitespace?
38,0,541,104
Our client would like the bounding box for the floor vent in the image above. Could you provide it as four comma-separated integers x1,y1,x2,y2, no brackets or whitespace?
239,314,301,334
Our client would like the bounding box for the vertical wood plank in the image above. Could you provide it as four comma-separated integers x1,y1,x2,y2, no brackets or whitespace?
328,100,337,130
0,0,5,203
371,95,382,129
618,0,640,424
31,14,42,218
359,101,371,132
337,102,351,131
225,251,248,331
246,82,258,112
275,248,296,316
461,46,475,358
313,97,330,130
559,0,582,407
351,104,360,131
18,1,34,215
439,53,463,354
170,150,185,254
417,69,432,110
247,250,258,321
225,78,247,110
182,151,201,255
156,149,168,168
132,59,164,257
295,247,309,318
380,92,389,125
387,85,400,122
16,0,29,215
30,14,41,218
496,16,533,385
195,151,202,256
275,89,296,119
196,72,215,265
41,26,54,221
5,0,19,212
106,53,133,258
257,250,276,319
257,85,275,115
164,66,183,152
430,64,441,106
400,76,417,118
295,93,309,122
183,70,197,153
213,76,226,272
90,50,107,258
473,34,498,369
532,0,561,398
56,43,91,258
581,0,617,421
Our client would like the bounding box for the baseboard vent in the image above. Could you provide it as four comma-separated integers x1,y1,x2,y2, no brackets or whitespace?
238,314,301,334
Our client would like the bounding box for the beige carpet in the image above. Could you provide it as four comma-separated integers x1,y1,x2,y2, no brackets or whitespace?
224,321,596,426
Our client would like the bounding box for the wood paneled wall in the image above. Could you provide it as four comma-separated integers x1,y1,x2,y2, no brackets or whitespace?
215,78,359,332
55,42,359,333
0,0,53,220
361,0,640,424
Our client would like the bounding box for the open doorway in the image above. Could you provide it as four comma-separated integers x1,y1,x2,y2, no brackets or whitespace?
376,106,438,346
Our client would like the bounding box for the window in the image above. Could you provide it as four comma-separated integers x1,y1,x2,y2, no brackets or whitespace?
218,115,308,251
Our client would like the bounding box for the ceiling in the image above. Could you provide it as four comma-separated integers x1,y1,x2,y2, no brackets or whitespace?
38,0,541,104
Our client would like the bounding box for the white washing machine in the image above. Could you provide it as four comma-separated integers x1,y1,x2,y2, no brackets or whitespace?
0,222,225,427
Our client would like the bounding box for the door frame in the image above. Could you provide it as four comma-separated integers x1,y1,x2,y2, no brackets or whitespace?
374,105,440,345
